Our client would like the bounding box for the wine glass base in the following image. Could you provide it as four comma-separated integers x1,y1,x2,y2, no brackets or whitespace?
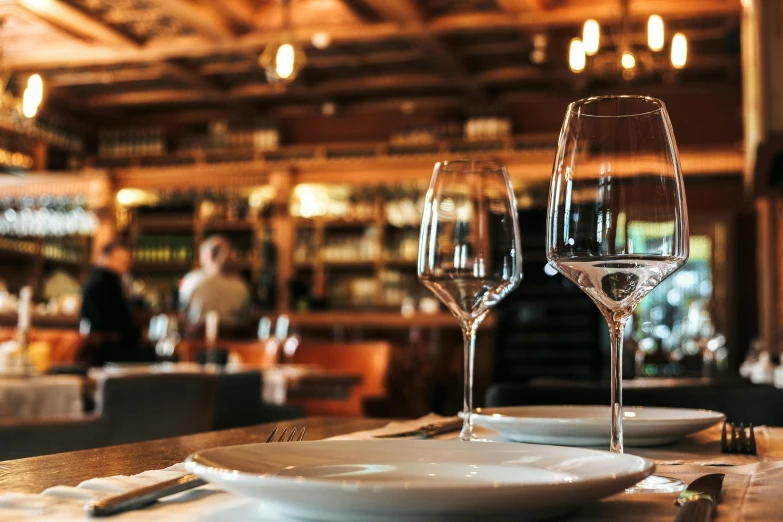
625,475,686,494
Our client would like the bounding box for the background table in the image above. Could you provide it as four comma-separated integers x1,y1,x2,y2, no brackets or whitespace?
0,374,82,420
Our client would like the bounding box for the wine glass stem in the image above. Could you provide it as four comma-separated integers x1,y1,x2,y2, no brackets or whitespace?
460,322,478,441
608,316,627,454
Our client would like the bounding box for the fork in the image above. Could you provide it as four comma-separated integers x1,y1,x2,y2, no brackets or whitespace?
86,426,306,517
720,421,756,455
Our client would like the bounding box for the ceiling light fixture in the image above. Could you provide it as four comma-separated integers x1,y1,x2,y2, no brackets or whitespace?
569,38,586,73
570,1,686,79
647,15,664,52
259,0,306,84
582,20,600,56
671,32,687,68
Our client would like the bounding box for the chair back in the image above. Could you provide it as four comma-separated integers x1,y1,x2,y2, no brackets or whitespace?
291,341,392,416
0,415,108,461
98,373,216,445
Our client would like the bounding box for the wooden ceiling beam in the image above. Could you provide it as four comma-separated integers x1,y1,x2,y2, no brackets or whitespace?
496,0,561,12
209,0,257,30
200,49,424,76
82,49,740,109
346,0,481,97
4,23,403,70
48,66,167,87
154,0,235,41
431,0,740,34
5,0,739,71
85,89,220,108
18,0,138,47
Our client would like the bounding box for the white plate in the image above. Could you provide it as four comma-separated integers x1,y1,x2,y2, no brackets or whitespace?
185,439,654,522
468,405,725,447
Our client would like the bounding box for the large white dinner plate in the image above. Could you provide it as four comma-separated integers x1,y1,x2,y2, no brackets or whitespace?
185,439,653,522
469,405,725,447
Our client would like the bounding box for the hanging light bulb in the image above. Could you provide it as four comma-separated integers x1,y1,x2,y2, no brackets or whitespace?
275,43,295,79
259,41,307,83
621,51,636,70
671,33,687,69
259,0,306,84
569,38,586,73
22,74,43,119
582,19,600,56
647,15,664,52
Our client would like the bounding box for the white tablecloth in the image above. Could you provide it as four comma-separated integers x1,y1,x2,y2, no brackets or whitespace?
0,375,82,420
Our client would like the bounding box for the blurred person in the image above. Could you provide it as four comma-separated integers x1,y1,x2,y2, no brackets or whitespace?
180,235,250,328
80,241,142,365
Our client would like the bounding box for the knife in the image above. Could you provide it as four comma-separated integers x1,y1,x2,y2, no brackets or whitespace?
373,418,463,439
674,473,725,522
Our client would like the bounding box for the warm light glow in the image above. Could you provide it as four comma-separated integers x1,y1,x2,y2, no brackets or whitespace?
311,32,331,50
116,189,152,207
582,19,600,56
275,43,295,79
569,38,586,73
671,33,687,69
621,51,636,70
647,15,664,52
22,74,43,119
22,0,53,8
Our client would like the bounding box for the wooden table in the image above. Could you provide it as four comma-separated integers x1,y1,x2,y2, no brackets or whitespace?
0,417,382,494
2,418,783,522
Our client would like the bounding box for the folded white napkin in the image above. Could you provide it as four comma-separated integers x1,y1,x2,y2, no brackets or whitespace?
0,415,448,521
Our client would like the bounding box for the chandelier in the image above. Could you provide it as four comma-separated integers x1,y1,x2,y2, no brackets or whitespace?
568,0,687,79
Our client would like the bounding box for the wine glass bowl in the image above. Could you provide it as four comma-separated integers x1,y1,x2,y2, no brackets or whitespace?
547,96,689,493
418,160,522,441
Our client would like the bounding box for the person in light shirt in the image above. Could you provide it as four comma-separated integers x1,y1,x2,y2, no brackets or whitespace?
180,235,250,328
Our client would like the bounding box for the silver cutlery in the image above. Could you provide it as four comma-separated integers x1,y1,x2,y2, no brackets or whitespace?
720,421,756,455
86,426,306,517
373,418,463,439
674,473,724,522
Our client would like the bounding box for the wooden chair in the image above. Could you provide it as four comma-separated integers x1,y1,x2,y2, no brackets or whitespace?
291,341,392,417
178,339,279,368
98,373,216,445
0,415,108,461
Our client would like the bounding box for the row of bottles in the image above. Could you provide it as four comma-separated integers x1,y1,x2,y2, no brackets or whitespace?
464,114,513,141
322,228,378,262
98,128,166,158
0,236,38,255
383,228,419,262
378,269,418,307
0,133,34,169
198,190,252,223
41,238,83,263
132,236,193,264
330,276,376,308
206,120,280,151
34,120,83,152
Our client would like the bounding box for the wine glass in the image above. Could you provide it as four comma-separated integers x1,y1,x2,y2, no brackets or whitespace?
418,160,522,441
546,95,689,492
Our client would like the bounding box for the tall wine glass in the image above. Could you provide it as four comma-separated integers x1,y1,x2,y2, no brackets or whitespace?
418,160,522,441
546,95,689,492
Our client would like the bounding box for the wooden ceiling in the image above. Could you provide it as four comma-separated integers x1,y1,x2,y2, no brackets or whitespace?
0,0,741,127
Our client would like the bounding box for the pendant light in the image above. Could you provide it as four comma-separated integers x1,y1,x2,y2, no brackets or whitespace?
259,0,306,84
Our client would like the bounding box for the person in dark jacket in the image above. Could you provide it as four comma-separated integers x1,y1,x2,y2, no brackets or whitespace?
80,242,141,365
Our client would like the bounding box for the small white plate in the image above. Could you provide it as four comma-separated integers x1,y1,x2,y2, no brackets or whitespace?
468,405,725,447
186,439,653,522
